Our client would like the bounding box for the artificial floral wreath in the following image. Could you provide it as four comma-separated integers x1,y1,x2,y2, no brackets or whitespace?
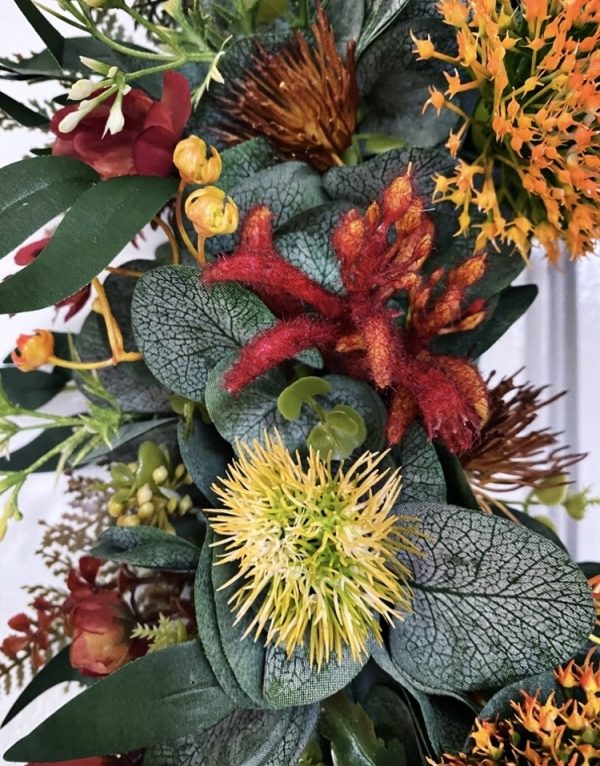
0,0,598,764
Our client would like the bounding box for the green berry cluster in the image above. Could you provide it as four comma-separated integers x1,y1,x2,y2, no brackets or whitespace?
107,441,193,532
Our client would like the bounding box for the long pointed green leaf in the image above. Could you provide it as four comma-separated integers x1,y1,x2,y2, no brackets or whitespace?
0,156,99,261
4,641,236,762
12,0,65,64
0,175,178,314
2,646,92,727
0,90,49,127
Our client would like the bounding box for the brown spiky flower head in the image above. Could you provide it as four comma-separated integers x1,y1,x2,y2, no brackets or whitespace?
216,6,358,171
461,369,585,501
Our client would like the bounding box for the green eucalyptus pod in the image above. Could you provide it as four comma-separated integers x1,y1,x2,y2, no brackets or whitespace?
532,474,570,506
564,491,588,521
277,376,333,420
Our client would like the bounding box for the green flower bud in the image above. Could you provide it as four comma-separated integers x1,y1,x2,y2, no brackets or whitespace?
564,491,588,521
152,466,169,485
136,483,154,506
532,474,570,506
179,495,193,514
117,514,141,527
138,502,155,520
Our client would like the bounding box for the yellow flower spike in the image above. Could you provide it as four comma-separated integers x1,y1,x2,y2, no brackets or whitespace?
207,431,420,669
11,330,54,372
173,135,222,186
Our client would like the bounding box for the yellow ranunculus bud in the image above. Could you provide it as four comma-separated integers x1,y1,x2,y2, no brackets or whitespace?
11,330,55,372
185,186,239,238
173,136,222,185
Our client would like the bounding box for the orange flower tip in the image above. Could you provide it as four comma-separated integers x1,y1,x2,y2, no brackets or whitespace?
185,186,239,238
411,31,436,59
173,135,222,185
11,330,54,372
382,173,415,221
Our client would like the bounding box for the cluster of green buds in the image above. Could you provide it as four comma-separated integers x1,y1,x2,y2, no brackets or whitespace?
107,442,193,532
277,376,367,460
527,474,600,528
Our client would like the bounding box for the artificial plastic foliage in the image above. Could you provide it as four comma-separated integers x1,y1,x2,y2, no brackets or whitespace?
0,0,598,765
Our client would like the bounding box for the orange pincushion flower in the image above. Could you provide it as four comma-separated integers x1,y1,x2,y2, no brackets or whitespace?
214,6,358,171
414,0,600,260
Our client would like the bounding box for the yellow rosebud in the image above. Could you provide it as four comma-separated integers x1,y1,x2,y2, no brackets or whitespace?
185,186,239,238
11,330,54,372
173,136,222,185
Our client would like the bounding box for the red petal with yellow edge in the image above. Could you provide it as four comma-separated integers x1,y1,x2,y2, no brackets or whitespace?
386,386,419,445
362,313,397,389
437,355,490,425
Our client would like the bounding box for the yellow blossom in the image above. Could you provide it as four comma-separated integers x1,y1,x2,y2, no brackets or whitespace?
184,186,239,238
173,136,222,185
208,432,419,668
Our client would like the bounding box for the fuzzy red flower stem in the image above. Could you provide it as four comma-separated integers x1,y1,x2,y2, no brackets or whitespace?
223,317,335,393
204,253,346,318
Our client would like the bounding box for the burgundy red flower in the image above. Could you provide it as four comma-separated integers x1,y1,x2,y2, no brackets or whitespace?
204,173,490,453
51,71,191,179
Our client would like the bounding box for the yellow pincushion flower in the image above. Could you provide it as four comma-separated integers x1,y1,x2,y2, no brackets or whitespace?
208,432,418,669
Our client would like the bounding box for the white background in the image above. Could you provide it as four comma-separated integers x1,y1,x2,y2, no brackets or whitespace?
0,2,599,762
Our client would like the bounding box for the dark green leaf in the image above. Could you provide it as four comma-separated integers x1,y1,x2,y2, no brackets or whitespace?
321,693,407,766
357,0,411,55
387,502,596,692
0,156,99,262
0,426,73,472
1,646,91,728
218,138,278,191
205,363,314,453
211,543,267,706
362,685,427,766
263,640,369,708
145,704,320,766
12,0,64,64
275,202,351,294
496,507,567,552
92,526,202,571
393,425,446,504
434,446,479,510
0,366,70,410
194,525,259,708
79,418,177,465
328,0,365,49
177,417,232,505
360,70,456,149
206,161,327,256
132,266,320,401
0,176,178,314
433,285,538,359
0,90,48,127
4,642,236,762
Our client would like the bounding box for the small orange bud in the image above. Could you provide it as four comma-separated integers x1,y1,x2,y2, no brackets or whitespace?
185,186,239,238
11,330,54,372
173,135,222,185
411,31,436,59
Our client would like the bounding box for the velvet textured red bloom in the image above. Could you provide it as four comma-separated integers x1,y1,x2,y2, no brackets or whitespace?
51,71,191,179
204,173,490,452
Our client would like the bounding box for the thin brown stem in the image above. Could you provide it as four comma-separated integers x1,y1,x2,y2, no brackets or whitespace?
153,216,181,266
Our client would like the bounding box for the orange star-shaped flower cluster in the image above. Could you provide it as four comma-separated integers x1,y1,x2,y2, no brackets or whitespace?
433,649,600,766
414,0,600,261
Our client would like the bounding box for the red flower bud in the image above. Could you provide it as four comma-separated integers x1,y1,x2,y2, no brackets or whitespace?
69,591,134,677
